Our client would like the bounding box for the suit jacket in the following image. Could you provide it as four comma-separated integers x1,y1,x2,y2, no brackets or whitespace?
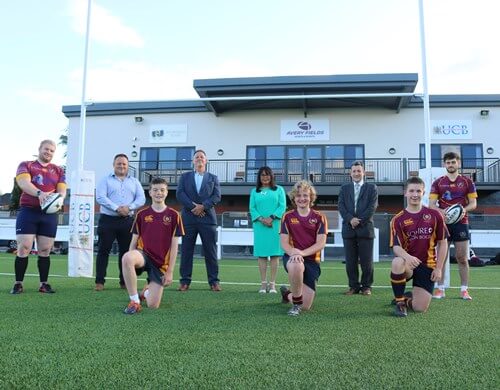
176,171,221,225
338,182,378,239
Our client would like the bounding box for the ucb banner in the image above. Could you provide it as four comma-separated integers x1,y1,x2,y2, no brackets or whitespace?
68,170,95,277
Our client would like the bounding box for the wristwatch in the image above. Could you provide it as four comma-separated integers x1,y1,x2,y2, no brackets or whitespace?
36,190,41,197
270,215,277,220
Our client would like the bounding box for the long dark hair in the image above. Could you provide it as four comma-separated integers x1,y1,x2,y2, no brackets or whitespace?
256,166,277,192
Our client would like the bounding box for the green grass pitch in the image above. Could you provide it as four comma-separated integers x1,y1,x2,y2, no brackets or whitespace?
1,254,499,389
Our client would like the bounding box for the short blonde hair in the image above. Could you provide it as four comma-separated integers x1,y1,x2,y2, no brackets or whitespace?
288,180,317,208
39,139,56,149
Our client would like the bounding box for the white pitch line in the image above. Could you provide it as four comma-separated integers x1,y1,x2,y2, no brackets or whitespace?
3,257,499,272
1,272,499,290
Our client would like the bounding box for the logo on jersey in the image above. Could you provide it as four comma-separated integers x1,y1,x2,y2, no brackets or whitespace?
423,213,432,222
408,226,434,239
34,174,44,186
290,218,300,224
144,215,154,223
443,191,452,201
457,182,464,188
163,216,171,225
403,218,414,226
308,218,317,225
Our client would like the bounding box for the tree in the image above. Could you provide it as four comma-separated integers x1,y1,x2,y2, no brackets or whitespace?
9,178,21,212
59,128,68,159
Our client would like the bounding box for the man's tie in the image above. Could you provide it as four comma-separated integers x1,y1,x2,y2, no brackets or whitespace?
354,183,361,213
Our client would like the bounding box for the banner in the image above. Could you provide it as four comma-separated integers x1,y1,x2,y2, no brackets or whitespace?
431,120,472,140
149,124,188,143
68,170,95,277
280,119,330,141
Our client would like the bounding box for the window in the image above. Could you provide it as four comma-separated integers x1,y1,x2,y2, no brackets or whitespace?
140,147,195,172
419,144,483,169
246,145,364,181
325,145,364,167
140,148,158,170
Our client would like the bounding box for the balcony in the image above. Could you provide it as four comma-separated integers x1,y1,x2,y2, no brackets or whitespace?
129,158,500,192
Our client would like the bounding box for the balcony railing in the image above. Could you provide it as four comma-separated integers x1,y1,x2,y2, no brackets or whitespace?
128,158,500,186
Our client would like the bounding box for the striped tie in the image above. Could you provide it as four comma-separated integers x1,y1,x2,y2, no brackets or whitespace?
354,183,361,212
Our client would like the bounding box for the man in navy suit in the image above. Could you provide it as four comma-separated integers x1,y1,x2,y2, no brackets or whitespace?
176,150,222,291
338,161,378,295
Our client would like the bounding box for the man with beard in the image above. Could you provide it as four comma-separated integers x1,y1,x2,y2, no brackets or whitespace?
11,140,66,294
429,152,477,300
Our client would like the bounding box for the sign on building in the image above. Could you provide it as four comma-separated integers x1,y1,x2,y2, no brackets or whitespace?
431,120,472,140
280,119,330,141
149,124,188,143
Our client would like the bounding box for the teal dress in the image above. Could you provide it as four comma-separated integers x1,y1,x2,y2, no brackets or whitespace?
249,185,287,257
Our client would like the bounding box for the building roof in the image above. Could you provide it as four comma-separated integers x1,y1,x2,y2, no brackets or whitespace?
193,73,418,115
408,94,500,107
62,100,207,118
62,73,500,117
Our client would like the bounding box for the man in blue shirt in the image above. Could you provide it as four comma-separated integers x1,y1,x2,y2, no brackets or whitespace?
95,154,145,291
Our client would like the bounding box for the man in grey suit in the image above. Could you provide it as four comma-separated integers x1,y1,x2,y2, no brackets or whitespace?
176,150,222,291
338,161,378,295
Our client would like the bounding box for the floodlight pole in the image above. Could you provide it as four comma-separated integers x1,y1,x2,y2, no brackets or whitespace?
77,0,92,171
418,0,433,182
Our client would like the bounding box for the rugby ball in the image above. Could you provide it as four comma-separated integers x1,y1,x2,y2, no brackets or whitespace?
444,204,464,225
41,193,64,214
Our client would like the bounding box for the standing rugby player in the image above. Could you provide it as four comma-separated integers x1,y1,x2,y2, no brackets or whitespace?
429,152,477,300
11,140,66,294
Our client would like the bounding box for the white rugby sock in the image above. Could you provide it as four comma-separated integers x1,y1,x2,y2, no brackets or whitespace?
129,294,140,304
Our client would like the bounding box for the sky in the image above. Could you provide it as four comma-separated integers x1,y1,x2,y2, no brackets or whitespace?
1,0,499,194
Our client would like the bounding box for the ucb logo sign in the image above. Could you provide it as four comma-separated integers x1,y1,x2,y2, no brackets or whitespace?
151,129,164,138
78,202,92,234
430,120,472,140
433,125,469,135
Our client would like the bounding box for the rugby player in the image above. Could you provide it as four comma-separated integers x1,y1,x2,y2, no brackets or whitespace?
429,152,477,300
11,139,66,294
279,180,327,316
390,177,448,317
121,177,184,314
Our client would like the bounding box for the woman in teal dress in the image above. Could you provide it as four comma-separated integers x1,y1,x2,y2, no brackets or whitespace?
249,166,287,293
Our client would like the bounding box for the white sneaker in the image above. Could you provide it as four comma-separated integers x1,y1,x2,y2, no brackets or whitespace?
258,288,267,294
432,289,445,299
268,283,277,293
288,304,302,316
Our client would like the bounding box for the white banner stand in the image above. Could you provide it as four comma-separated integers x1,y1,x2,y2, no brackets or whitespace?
68,170,95,277
443,250,451,288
